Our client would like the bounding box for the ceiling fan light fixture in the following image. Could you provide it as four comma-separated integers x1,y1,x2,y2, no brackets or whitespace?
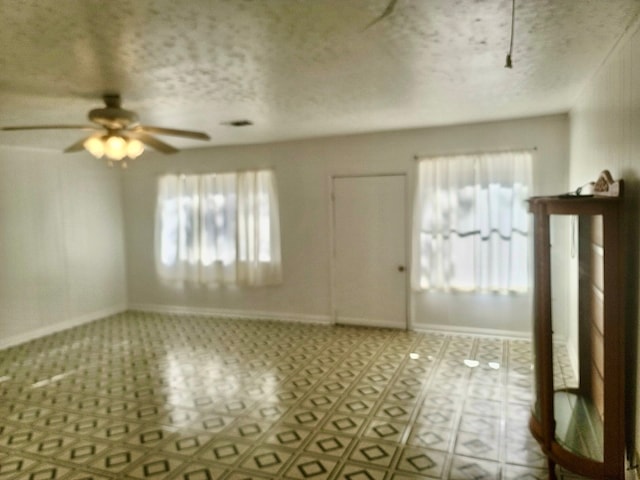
3,95,210,166
84,134,143,165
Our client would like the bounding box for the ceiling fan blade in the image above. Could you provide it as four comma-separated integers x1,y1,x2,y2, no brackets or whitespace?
1,125,98,132
128,132,179,154
135,125,210,140
64,136,92,153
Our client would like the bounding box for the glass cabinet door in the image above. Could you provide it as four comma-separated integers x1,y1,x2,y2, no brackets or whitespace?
550,214,604,462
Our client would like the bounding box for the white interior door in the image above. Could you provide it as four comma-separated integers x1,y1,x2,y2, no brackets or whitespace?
332,175,407,329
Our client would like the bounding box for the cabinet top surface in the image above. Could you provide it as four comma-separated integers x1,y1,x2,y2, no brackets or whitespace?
527,195,622,215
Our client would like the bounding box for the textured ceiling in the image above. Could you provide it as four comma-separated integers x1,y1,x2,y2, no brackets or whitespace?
1,0,639,152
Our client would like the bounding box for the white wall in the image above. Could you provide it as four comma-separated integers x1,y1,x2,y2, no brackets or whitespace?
0,147,127,348
569,15,640,463
124,114,568,335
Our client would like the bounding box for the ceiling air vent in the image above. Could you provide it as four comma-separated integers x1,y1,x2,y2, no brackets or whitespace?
222,120,253,127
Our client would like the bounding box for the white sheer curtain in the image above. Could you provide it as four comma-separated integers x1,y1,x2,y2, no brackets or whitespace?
200,173,237,285
237,170,283,286
411,150,532,293
155,174,200,282
155,169,282,286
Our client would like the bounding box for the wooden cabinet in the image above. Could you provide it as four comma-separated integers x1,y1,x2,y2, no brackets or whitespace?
528,175,625,479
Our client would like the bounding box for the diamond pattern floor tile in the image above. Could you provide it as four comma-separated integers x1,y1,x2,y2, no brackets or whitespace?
0,312,558,479
13,463,72,480
240,446,293,476
395,446,447,478
448,455,500,480
175,461,227,480
125,453,184,479
406,424,453,452
198,439,253,466
349,440,397,468
306,432,353,459
285,454,338,479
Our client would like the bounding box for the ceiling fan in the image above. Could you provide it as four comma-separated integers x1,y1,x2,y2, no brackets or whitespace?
1,94,211,167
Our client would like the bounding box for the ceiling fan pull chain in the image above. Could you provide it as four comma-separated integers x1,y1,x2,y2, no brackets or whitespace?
505,0,516,68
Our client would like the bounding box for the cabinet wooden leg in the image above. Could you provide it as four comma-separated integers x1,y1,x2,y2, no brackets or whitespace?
547,458,557,480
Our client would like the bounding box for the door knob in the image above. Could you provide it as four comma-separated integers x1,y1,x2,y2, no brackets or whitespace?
398,266,405,272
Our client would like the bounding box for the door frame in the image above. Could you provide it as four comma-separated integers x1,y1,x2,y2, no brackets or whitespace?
328,173,410,330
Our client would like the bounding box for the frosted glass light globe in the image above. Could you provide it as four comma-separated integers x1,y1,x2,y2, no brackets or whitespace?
83,136,105,158
126,139,144,159
104,136,127,160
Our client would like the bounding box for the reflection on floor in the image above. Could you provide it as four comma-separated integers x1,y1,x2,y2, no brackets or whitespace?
0,312,589,479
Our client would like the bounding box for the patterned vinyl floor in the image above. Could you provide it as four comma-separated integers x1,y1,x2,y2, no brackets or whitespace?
0,312,587,480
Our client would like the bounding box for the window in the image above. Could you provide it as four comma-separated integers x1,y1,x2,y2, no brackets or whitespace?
155,170,282,286
411,150,532,293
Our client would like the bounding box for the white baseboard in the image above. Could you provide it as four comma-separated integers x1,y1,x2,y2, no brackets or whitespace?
128,303,333,326
336,316,406,330
0,303,532,350
0,304,127,350
413,322,531,340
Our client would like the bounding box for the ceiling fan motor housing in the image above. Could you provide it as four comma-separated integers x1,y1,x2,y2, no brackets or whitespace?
88,107,139,130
